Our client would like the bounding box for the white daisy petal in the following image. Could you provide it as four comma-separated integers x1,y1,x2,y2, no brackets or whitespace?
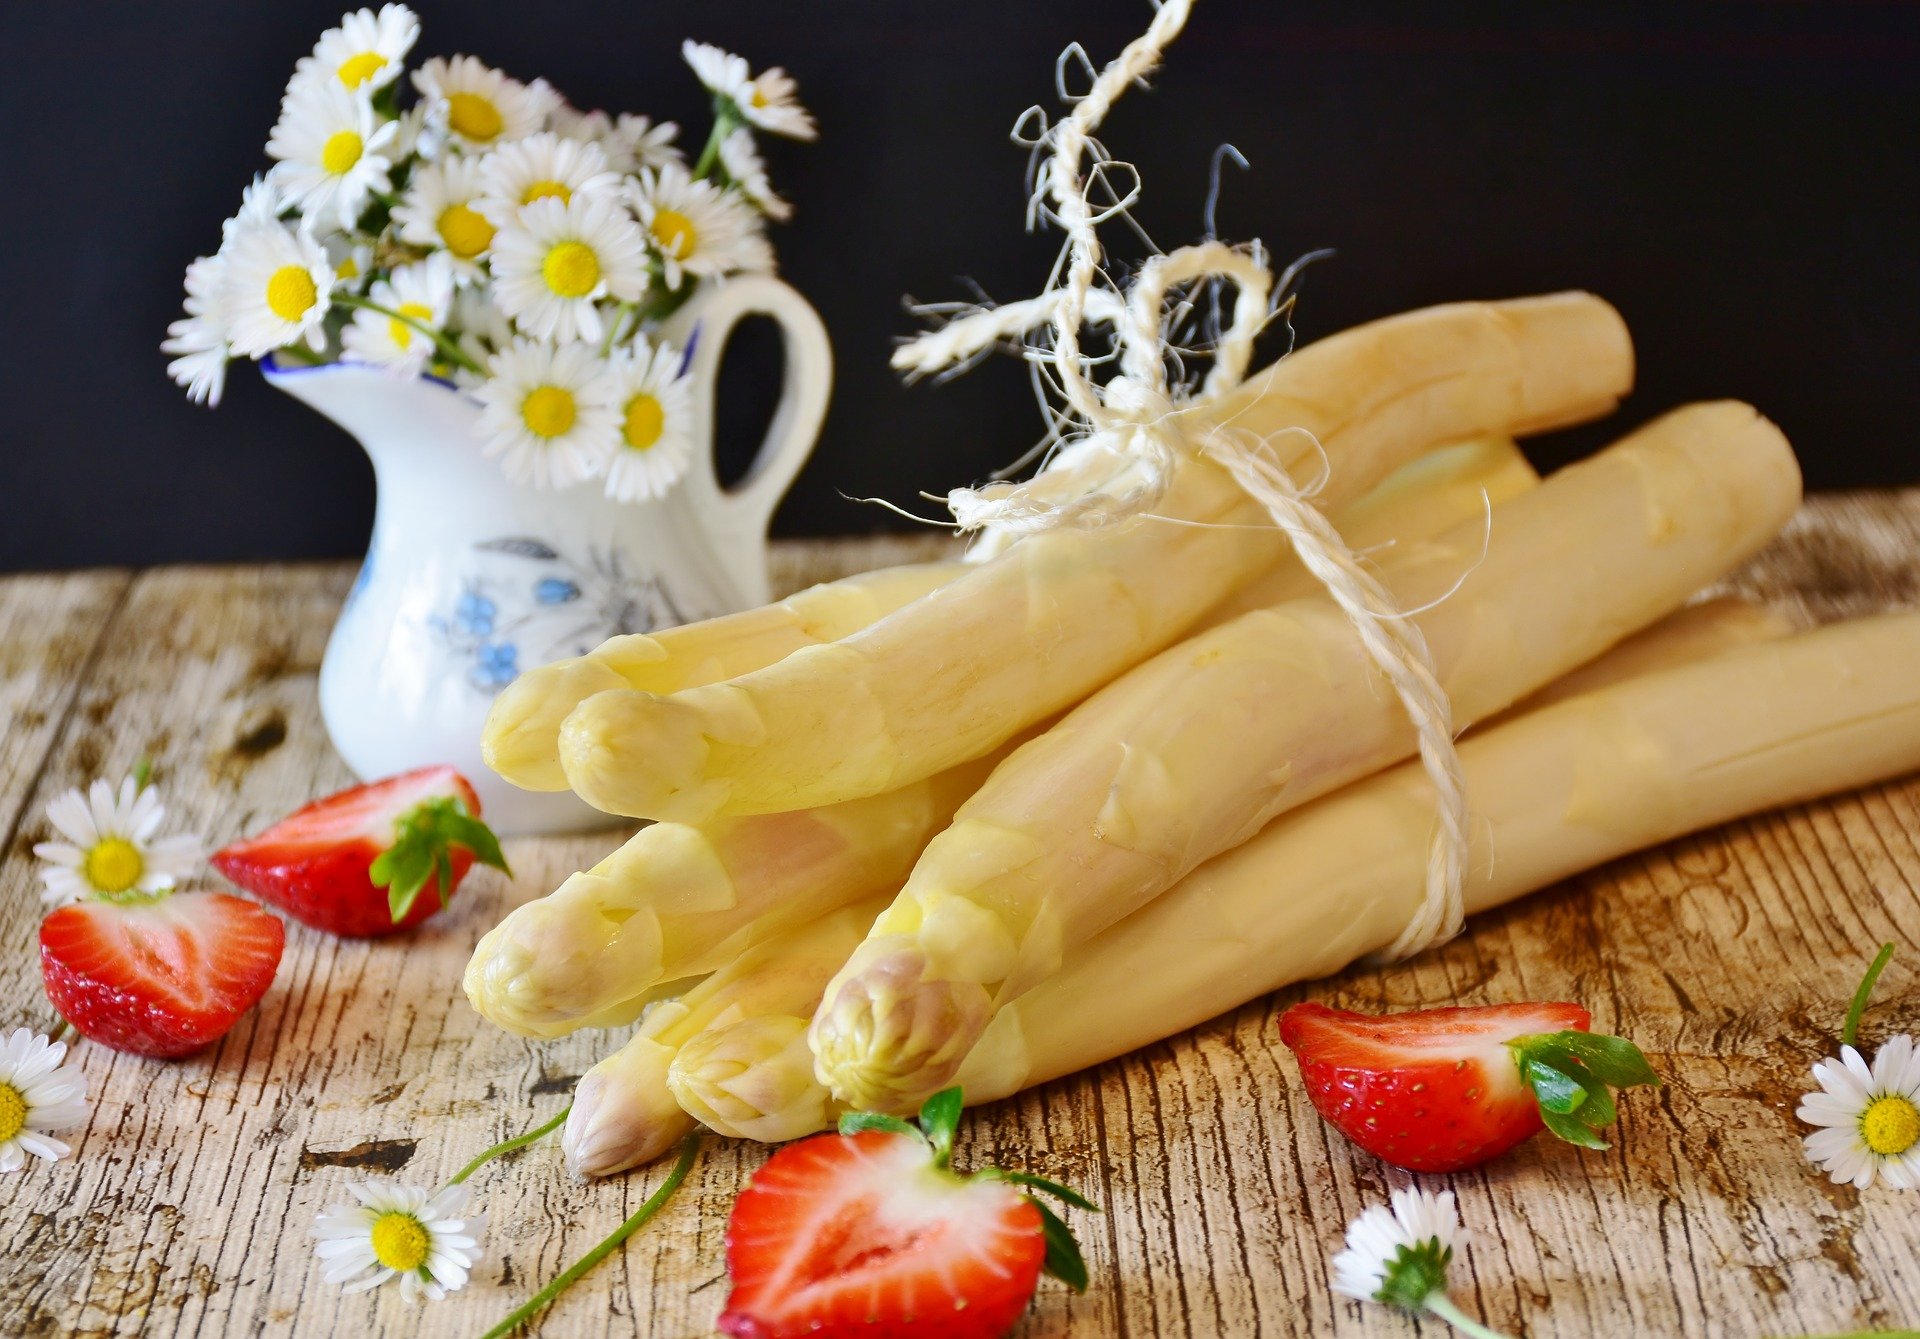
32,773,205,904
682,41,816,140
342,254,458,377
0,1028,89,1174
474,339,619,488
1799,1035,1920,1192
476,132,621,227
629,163,773,289
1328,1188,1465,1309
489,194,651,344
219,222,336,357
602,339,695,503
413,55,556,152
310,1177,487,1301
291,5,419,96
267,80,397,232
392,156,497,285
717,128,792,221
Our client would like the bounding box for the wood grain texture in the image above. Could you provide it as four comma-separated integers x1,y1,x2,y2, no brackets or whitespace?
1,502,1916,1338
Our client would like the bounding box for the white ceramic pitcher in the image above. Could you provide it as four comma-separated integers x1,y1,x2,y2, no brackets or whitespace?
265,274,831,834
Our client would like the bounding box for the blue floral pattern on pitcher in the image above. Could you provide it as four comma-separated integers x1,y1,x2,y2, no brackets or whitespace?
425,536,694,695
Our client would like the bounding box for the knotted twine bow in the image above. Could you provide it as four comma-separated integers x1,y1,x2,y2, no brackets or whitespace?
890,0,1469,959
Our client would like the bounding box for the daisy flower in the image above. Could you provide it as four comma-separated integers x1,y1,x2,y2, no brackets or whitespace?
474,339,619,488
602,339,695,503
681,40,816,141
630,163,773,289
1800,1034,1920,1190
291,4,419,96
1331,1188,1509,1338
218,221,336,357
0,1029,89,1174
342,253,455,376
717,127,792,221
324,234,375,290
412,55,555,152
488,194,650,344
311,1177,485,1302
32,774,203,906
162,255,233,406
223,175,284,240
475,131,620,225
392,155,496,283
601,113,683,175
266,80,397,232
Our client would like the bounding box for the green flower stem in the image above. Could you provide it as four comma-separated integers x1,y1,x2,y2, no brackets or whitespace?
1423,1292,1516,1339
691,104,741,180
329,291,485,376
481,1131,703,1339
1842,943,1897,1048
600,300,641,356
448,1104,571,1186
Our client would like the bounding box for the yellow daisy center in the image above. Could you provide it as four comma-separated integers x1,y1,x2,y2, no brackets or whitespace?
749,85,770,108
369,1211,431,1272
387,302,434,350
321,129,364,176
0,1082,25,1143
623,393,666,451
336,52,388,89
1862,1094,1920,1157
336,255,360,280
541,241,601,298
522,385,577,438
522,179,572,205
437,203,495,258
650,209,697,259
447,92,504,143
266,265,319,322
84,838,145,894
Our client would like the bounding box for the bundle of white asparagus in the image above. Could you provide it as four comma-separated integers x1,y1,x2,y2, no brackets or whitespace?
460,296,1920,1176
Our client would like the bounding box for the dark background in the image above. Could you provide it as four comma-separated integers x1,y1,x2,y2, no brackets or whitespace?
3,1,1916,572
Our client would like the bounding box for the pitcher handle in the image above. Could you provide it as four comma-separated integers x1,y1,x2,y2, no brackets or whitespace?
677,273,832,535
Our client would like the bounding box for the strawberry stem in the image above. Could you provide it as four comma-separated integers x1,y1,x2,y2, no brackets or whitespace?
481,1131,702,1339
1842,942,1897,1049
449,1104,571,1186
1422,1292,1515,1339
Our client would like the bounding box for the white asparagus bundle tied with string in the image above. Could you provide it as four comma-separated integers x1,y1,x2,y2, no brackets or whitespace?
807,401,1802,1110
659,609,1920,1142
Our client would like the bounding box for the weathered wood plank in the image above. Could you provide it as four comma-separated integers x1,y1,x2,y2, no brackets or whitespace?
0,497,1915,1338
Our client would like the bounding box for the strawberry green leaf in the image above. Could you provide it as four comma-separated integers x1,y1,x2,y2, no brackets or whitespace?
371,796,512,923
1538,1101,1612,1150
837,1111,920,1140
1031,1198,1089,1293
1001,1171,1100,1213
917,1087,964,1165
1512,1030,1653,1150
1527,1030,1661,1090
1523,1058,1588,1115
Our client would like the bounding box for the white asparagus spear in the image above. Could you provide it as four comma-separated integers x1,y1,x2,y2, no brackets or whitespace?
558,294,1633,821
810,401,1802,1111
465,439,1536,1040
562,898,884,1177
674,611,1920,1139
959,609,1920,1098
464,755,997,1040
484,559,968,792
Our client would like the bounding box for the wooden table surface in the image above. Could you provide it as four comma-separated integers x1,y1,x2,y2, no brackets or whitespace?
4,500,1920,1339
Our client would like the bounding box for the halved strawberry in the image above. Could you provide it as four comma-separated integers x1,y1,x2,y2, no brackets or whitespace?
212,766,508,938
41,891,285,1058
719,1089,1093,1339
1279,1000,1660,1173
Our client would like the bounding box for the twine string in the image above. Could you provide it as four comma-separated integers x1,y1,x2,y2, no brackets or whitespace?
890,0,1469,959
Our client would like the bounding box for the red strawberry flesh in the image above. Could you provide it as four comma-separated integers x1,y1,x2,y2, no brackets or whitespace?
720,1130,1046,1339
1280,1000,1592,1174
212,765,484,937
41,891,284,1059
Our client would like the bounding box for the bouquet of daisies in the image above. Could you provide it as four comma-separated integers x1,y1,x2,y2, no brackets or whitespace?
163,5,813,503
